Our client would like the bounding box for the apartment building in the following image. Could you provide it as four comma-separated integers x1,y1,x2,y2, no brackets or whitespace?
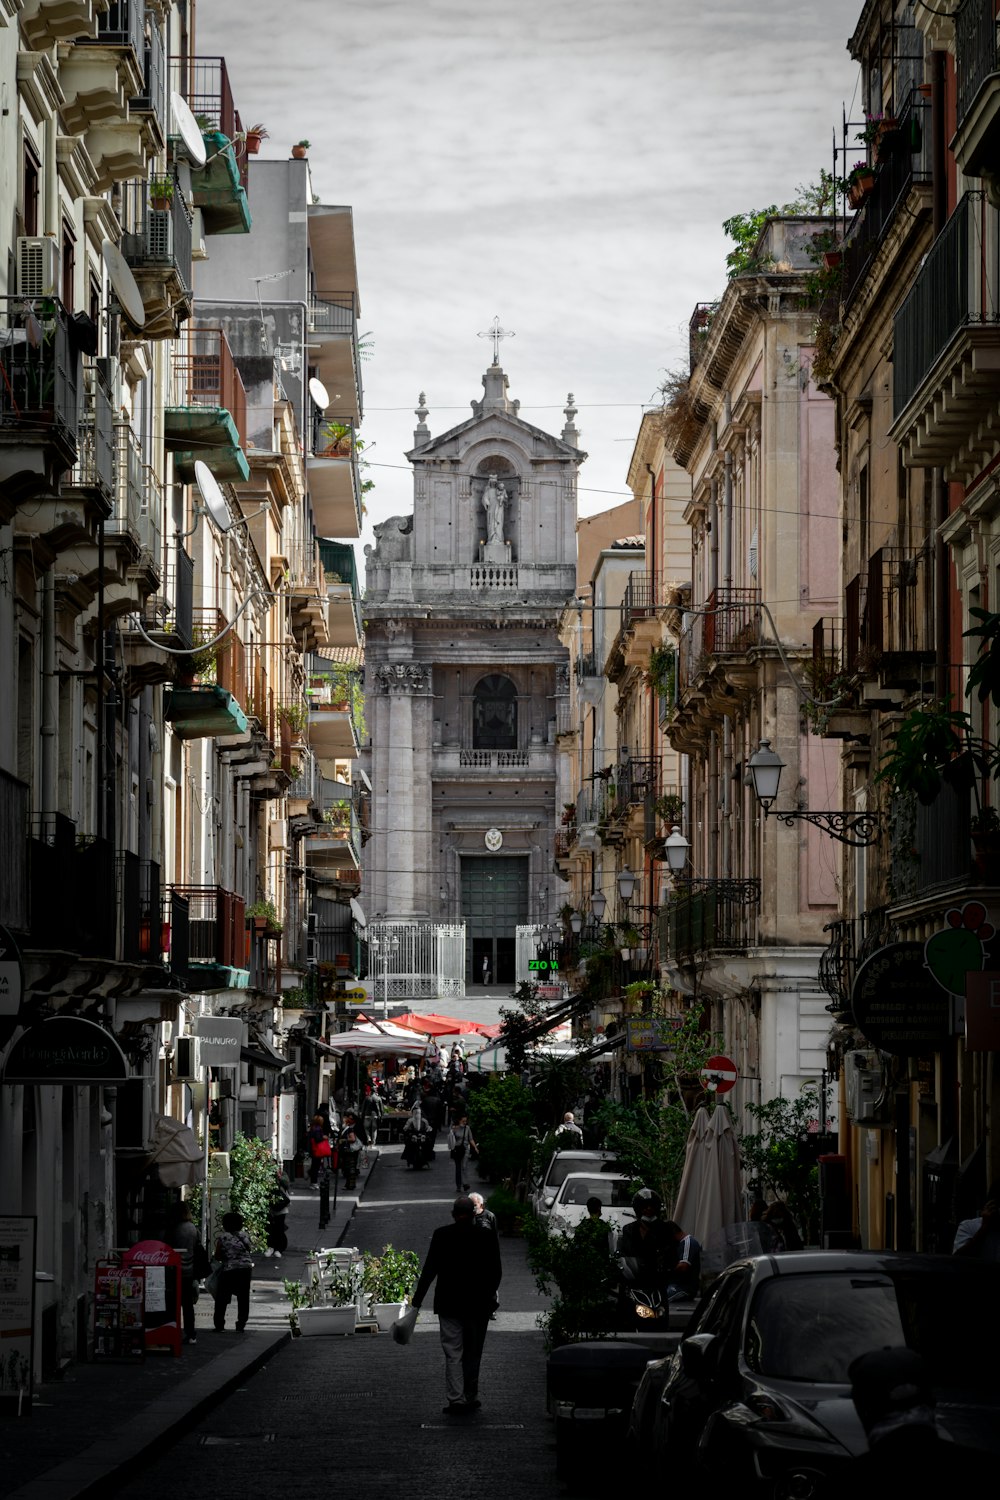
0,3,363,1381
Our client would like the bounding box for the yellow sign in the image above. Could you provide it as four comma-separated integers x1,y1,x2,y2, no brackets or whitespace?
341,989,367,1002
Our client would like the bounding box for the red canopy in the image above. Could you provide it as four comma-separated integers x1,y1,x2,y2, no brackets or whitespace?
393,1011,500,1038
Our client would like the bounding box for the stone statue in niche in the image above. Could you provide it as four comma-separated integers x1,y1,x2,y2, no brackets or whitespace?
480,473,511,565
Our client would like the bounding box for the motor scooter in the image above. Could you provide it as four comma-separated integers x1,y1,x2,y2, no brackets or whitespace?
617,1254,668,1329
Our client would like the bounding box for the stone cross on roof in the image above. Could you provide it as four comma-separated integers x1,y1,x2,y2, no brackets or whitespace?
477,315,515,365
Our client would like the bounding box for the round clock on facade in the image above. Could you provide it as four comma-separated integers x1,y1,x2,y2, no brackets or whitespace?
484,828,503,851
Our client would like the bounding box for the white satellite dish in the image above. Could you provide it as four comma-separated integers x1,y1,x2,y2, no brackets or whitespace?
308,376,330,410
349,898,367,930
170,90,207,168
101,240,145,330
194,461,231,532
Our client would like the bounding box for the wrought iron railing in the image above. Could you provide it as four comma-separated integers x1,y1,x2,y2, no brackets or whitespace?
168,884,246,970
0,769,29,932
170,54,248,192
132,11,166,129
309,291,363,417
819,905,896,1015
110,418,143,541
660,878,760,957
955,0,1000,133
170,324,246,444
620,572,660,632
67,365,115,501
893,191,996,421
842,94,932,311
0,295,79,443
120,176,193,298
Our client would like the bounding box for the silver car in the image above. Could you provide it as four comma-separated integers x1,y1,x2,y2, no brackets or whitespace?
531,1148,620,1222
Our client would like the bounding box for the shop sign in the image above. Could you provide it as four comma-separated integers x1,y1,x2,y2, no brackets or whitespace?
626,1016,683,1053
193,1016,244,1066
2,1016,129,1084
0,1215,36,1414
965,972,1000,1051
851,942,951,1054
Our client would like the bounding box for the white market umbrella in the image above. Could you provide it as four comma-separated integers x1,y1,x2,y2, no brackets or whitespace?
322,1028,429,1059
146,1114,202,1188
672,1104,743,1250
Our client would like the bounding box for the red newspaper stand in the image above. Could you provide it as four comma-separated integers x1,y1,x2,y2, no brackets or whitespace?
123,1240,183,1356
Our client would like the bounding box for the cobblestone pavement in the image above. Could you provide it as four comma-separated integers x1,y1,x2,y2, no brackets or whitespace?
113,1145,563,1499
1,1145,582,1499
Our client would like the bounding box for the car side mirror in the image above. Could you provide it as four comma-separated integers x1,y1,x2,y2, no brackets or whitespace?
680,1332,719,1383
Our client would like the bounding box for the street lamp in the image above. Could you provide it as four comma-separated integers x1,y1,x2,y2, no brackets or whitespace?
569,910,583,935
664,826,690,874
617,866,637,903
591,889,607,923
370,933,399,1019
747,739,881,847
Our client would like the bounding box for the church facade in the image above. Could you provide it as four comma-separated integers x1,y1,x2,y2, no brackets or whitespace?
362,358,584,987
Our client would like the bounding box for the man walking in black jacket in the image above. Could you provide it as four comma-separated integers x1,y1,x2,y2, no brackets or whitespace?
412,1195,502,1415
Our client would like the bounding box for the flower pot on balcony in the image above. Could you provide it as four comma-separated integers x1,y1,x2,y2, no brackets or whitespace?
292,143,309,160
245,130,266,155
847,173,874,208
822,251,843,271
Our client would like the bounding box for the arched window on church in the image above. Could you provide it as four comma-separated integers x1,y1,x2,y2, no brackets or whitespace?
472,674,518,750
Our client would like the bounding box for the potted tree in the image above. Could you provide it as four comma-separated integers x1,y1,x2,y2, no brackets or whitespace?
291,139,311,159
361,1245,419,1331
244,123,268,155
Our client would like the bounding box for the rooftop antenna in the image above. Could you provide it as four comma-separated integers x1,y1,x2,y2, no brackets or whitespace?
251,268,295,354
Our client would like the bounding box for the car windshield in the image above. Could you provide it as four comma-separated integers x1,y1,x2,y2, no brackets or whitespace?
745,1270,1000,1387
559,1178,631,1207
546,1156,615,1191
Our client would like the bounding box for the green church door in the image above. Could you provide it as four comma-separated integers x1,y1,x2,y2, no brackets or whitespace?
461,856,528,986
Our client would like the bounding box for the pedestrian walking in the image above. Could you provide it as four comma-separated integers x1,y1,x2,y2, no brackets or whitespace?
953,1196,1000,1260
338,1111,367,1189
169,1201,202,1344
402,1103,433,1169
469,1192,497,1234
264,1169,291,1258
482,955,491,986
307,1113,332,1188
411,1195,502,1415
213,1210,254,1331
554,1111,584,1145
761,1199,802,1251
447,1111,477,1193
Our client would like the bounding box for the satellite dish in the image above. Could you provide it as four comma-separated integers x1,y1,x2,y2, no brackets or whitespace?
350,898,367,930
194,461,231,532
308,377,330,410
170,90,207,168
101,240,145,330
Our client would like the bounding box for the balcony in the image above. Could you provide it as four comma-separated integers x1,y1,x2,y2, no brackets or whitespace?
167,884,248,990
818,905,896,1019
659,878,761,960
120,176,193,339
303,793,362,873
164,685,249,739
286,748,324,831
165,325,249,482
59,6,146,137
842,94,932,312
954,0,1000,183
318,539,361,646
434,745,556,777
286,537,331,652
28,818,116,958
607,572,661,674
0,769,29,932
308,293,363,423
892,192,1000,481
120,853,162,965
170,55,249,195
192,610,276,741
861,546,935,688
0,296,80,504
19,0,101,49
63,364,115,511
307,672,361,761
309,413,362,539
131,13,167,146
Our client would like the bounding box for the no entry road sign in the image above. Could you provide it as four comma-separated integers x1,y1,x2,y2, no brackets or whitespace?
701,1055,738,1094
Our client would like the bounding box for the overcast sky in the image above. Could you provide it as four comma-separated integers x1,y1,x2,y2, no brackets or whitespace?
194,0,862,549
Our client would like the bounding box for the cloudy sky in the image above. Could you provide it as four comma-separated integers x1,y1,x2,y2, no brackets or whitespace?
195,0,862,546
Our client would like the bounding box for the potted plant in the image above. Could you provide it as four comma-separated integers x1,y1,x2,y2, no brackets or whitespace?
847,161,875,208
361,1245,419,1331
653,791,684,824
149,175,174,211
246,898,281,933
321,420,354,457
244,123,268,155
285,1259,358,1336
291,139,311,159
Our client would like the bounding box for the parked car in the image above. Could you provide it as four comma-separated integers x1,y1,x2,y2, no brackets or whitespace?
530,1148,619,1222
547,1172,634,1240
627,1251,1000,1488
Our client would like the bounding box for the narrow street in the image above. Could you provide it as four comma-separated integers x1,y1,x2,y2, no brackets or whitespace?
113,1145,563,1499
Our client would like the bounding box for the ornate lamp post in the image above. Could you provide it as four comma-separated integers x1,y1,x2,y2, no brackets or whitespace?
748,739,880,847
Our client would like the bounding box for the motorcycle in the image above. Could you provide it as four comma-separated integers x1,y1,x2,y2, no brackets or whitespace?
401,1128,434,1169
617,1254,668,1328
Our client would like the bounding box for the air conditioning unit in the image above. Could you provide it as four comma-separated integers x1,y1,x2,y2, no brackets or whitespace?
845,1049,890,1126
173,1035,200,1081
16,236,59,297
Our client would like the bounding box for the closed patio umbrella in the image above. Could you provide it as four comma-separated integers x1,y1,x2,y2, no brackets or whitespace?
672,1104,742,1251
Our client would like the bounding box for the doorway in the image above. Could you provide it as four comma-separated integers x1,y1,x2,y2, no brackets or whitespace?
462,856,528,986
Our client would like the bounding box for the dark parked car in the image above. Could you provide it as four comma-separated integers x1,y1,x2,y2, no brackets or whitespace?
627,1251,1000,1494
